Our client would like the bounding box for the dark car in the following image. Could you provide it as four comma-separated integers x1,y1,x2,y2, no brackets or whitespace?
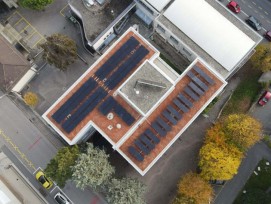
246,16,262,31
227,1,241,13
265,31,271,41
258,91,271,106
54,192,70,204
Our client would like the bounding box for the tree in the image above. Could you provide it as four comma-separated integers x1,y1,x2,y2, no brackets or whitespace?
39,33,77,70
72,143,115,190
199,142,243,180
19,0,53,10
222,114,262,152
176,172,213,204
45,145,79,187
205,123,227,147
251,44,271,72
172,195,195,204
23,91,38,107
106,178,146,204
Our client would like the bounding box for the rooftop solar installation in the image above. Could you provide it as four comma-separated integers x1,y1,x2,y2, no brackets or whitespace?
144,129,160,144
184,86,199,101
62,87,107,133
52,78,97,123
114,104,135,126
98,96,117,116
128,146,144,162
177,93,193,108
166,105,182,120
139,134,155,150
95,36,139,80
188,81,204,96
173,98,189,113
156,116,171,132
186,71,209,91
193,66,214,85
151,121,167,137
105,46,149,89
162,110,178,125
135,139,150,155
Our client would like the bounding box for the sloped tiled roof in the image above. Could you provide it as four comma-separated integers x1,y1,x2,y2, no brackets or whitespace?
0,36,30,91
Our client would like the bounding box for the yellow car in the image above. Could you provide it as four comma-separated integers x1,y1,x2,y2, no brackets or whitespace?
35,170,53,189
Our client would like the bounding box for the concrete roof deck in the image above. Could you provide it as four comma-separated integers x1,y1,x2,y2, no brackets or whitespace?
44,30,157,144
69,0,133,42
119,61,226,173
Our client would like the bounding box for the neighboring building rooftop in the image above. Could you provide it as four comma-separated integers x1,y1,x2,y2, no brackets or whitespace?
144,0,171,12
43,28,227,175
69,0,133,42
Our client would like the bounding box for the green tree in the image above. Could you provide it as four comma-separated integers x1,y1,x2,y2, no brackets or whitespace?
72,143,115,190
23,91,38,107
251,44,271,72
39,33,77,70
222,114,262,152
106,178,146,204
45,145,79,187
176,172,213,204
19,0,53,10
199,142,243,181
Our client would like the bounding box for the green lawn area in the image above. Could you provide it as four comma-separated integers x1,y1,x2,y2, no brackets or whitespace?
221,62,262,116
234,159,271,204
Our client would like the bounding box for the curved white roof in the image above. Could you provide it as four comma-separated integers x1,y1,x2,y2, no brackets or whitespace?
146,0,171,12
164,0,255,71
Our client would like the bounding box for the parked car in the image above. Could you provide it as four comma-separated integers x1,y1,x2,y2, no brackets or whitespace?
54,192,70,204
258,91,271,106
246,16,262,31
265,31,271,41
227,1,241,13
35,170,53,189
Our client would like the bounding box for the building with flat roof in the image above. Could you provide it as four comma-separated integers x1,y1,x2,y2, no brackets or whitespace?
43,28,227,175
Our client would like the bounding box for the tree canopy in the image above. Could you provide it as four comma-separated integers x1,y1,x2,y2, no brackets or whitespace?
176,172,213,204
45,145,79,187
222,114,262,152
39,33,77,70
23,92,38,107
106,178,146,204
199,142,243,180
250,44,271,73
72,143,115,190
19,0,53,10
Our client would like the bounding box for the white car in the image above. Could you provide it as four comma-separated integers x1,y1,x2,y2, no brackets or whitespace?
54,192,70,204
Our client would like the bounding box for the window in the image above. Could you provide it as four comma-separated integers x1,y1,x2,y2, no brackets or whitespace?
183,48,192,57
170,36,178,45
157,24,165,33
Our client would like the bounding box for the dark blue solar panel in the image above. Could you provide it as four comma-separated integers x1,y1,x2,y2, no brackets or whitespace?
156,116,171,132
128,146,144,161
193,66,214,85
106,46,149,89
144,129,160,144
95,37,139,79
98,96,117,115
187,71,209,91
162,110,178,125
184,86,199,101
62,87,107,133
52,78,97,123
151,121,167,137
177,93,193,108
139,134,155,150
173,99,189,113
114,103,135,126
166,105,182,120
134,139,150,155
188,82,204,96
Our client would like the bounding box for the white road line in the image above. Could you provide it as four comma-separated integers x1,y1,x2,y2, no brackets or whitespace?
248,5,252,8
241,0,245,2
241,10,249,17
263,27,267,32
260,15,265,18
259,6,263,10
265,11,269,15
255,10,258,13
252,1,256,5
267,20,271,23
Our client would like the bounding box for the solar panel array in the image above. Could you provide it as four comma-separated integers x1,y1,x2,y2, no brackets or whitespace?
52,78,97,123
62,87,108,133
128,66,216,162
98,96,135,126
95,36,139,80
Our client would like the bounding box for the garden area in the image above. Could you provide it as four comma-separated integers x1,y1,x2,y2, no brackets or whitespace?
234,159,271,204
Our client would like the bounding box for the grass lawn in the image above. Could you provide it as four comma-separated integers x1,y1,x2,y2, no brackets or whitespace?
234,159,271,204
221,61,262,116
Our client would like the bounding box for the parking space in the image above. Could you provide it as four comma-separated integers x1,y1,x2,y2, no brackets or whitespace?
6,11,46,49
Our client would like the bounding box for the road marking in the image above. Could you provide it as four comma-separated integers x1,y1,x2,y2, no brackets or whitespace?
260,15,265,19
248,5,252,9
60,4,69,17
28,136,42,150
258,6,262,10
252,1,256,5
267,20,271,23
265,11,269,15
0,129,36,171
241,10,249,17
254,10,258,13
